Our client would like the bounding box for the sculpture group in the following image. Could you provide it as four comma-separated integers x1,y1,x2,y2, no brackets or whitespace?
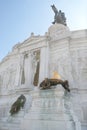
39,78,70,92
51,4,67,26
9,78,70,116
10,94,26,115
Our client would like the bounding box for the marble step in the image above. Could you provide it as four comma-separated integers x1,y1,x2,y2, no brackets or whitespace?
24,112,73,121
21,120,75,130
0,122,20,130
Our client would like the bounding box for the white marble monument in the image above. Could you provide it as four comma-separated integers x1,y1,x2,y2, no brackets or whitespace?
0,23,87,130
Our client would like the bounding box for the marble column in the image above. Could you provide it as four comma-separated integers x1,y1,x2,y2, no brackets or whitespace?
24,52,33,89
39,46,49,84
45,43,49,78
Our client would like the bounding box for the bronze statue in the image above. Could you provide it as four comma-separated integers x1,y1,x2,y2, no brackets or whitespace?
39,78,51,89
39,78,70,92
51,4,67,26
10,94,26,115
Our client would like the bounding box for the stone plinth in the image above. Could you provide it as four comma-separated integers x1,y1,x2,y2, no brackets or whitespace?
48,23,70,41
21,88,75,130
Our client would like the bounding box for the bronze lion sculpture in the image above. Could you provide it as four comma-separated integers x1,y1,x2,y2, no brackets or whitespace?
10,94,26,115
39,78,70,92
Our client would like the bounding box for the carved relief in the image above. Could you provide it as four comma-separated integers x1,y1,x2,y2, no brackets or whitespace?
0,64,18,90
6,69,16,88
49,56,72,81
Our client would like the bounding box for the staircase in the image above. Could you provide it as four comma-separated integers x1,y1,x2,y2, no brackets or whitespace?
21,88,76,130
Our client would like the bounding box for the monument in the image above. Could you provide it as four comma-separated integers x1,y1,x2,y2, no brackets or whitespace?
0,4,87,130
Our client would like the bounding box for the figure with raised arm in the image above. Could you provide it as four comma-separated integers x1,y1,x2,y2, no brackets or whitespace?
51,4,67,26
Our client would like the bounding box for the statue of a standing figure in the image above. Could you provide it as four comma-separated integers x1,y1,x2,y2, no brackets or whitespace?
51,4,67,26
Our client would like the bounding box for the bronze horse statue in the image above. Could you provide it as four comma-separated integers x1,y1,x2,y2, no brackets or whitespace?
39,78,70,92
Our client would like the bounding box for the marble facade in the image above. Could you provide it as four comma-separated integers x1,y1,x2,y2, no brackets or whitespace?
0,23,87,130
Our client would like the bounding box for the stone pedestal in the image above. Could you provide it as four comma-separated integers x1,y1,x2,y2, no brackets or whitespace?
21,88,76,130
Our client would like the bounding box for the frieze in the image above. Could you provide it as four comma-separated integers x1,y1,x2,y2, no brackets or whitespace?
0,63,18,90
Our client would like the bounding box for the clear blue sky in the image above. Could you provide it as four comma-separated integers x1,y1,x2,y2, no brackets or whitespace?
0,0,87,61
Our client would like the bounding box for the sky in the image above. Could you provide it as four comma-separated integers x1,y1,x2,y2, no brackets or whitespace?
0,0,87,61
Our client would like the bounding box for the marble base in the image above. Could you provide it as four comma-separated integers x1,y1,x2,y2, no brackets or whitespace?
21,88,75,130
21,120,75,130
